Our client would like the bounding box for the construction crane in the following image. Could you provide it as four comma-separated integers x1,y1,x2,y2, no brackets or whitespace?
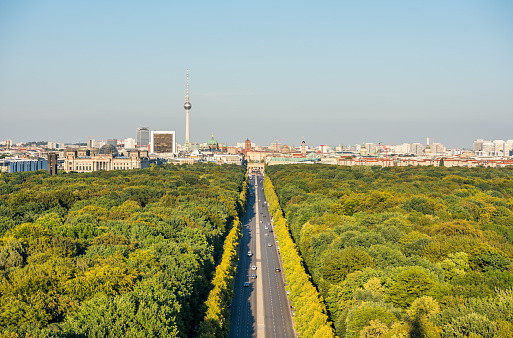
272,139,282,152
85,136,100,148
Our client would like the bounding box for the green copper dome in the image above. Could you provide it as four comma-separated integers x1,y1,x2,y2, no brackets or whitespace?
207,133,218,146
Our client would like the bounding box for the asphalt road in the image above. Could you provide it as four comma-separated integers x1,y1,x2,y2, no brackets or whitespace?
229,174,295,338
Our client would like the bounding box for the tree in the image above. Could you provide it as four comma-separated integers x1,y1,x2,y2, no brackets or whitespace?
385,267,435,308
322,247,375,284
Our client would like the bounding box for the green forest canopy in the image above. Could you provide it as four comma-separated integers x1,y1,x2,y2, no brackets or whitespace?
0,163,246,337
266,164,513,338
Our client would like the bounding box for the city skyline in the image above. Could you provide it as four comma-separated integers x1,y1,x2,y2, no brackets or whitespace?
1,1,512,148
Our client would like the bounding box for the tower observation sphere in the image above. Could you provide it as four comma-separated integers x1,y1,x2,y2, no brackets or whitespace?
184,101,191,110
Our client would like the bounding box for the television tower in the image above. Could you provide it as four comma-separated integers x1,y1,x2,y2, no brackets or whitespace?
184,69,192,148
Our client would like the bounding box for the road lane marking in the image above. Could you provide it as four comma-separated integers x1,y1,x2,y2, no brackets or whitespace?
255,180,265,338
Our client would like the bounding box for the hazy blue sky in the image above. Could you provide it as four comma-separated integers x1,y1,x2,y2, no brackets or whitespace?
1,1,512,148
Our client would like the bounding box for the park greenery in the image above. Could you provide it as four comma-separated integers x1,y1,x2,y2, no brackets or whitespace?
0,163,247,337
266,164,513,337
264,176,336,337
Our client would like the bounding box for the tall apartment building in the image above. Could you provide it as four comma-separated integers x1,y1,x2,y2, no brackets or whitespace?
123,138,137,149
430,143,445,155
392,143,411,154
365,143,377,155
411,143,424,156
473,139,485,152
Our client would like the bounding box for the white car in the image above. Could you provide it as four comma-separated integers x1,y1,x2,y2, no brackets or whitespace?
251,265,257,270
265,226,268,230
268,243,272,247
247,251,253,257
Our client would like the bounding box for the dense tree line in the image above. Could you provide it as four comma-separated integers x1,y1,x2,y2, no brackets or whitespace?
197,217,242,338
266,164,513,337
264,176,336,337
0,163,247,337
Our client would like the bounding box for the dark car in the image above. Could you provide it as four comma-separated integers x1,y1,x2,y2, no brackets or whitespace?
243,282,249,287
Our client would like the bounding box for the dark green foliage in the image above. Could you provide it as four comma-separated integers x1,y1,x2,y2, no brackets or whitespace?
322,247,375,283
472,252,512,272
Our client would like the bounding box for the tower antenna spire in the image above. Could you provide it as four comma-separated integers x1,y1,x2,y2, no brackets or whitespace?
186,69,189,96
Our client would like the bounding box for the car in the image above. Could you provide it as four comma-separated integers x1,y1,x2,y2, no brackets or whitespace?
269,228,273,232
243,282,249,287
268,243,272,247
275,268,281,272
251,265,257,270
247,251,252,257
263,215,266,217
251,274,257,279
264,226,268,230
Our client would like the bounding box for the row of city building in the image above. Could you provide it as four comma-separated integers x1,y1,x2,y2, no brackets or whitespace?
2,135,513,174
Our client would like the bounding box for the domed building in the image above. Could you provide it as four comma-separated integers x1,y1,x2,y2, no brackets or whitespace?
207,133,219,151
64,145,149,173
280,144,290,154
98,144,119,157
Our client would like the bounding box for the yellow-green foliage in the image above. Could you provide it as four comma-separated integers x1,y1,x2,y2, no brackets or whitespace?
197,217,242,338
263,176,336,338
265,164,513,337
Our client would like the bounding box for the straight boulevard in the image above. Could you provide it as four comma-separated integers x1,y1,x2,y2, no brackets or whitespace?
229,173,295,338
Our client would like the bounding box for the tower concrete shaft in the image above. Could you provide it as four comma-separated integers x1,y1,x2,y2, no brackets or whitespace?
186,105,190,146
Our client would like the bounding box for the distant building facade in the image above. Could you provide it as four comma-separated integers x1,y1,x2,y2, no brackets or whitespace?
151,131,176,154
0,158,47,173
473,139,513,157
48,153,58,175
64,145,149,173
137,127,150,148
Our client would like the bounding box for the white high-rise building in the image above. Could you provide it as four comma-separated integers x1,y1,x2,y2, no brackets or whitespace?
365,143,377,155
505,140,513,156
431,143,445,155
392,143,411,154
473,139,489,152
411,143,424,156
124,138,137,149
